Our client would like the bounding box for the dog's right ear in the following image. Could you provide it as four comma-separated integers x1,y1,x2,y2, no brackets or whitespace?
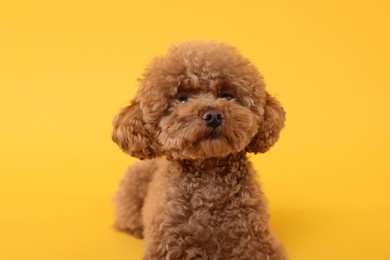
112,101,159,160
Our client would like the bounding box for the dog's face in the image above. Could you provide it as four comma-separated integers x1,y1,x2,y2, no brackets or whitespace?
158,80,262,160
112,41,285,160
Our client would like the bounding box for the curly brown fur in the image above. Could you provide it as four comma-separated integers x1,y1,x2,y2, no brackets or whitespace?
113,41,286,259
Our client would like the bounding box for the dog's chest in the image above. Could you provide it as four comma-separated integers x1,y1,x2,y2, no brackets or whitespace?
154,167,265,258
164,165,262,226
176,167,245,206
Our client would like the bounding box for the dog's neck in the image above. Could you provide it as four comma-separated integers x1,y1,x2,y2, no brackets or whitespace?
169,152,248,176
166,152,254,209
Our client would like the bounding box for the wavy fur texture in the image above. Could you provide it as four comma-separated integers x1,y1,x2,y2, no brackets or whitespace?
112,41,286,259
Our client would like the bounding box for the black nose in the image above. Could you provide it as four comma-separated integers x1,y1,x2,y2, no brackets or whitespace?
202,110,224,128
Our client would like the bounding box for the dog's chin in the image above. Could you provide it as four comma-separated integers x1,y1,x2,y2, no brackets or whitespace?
165,131,249,160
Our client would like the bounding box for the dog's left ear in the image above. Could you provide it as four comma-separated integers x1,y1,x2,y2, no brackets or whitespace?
246,93,286,153
112,101,160,160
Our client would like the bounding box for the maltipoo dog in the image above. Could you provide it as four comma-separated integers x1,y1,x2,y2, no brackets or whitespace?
112,41,286,260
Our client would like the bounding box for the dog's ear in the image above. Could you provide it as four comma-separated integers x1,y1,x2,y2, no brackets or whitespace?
246,93,286,153
112,101,160,159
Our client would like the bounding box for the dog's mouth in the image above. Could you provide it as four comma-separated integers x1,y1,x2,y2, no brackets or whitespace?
203,129,223,140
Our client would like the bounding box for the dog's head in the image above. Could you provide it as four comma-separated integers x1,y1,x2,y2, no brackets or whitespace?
112,41,285,160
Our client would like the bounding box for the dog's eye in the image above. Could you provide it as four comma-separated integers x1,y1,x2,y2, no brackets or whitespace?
178,96,189,103
220,93,233,100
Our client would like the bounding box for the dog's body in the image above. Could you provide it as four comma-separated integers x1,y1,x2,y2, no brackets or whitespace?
112,41,286,259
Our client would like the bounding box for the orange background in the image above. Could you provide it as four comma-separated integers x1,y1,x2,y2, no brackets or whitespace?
1,0,389,259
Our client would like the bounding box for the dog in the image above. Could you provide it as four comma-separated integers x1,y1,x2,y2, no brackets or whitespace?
112,41,287,260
